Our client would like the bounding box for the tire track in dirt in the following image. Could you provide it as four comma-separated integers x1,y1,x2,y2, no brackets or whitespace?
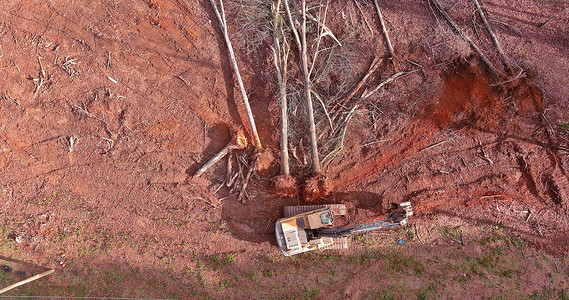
328,58,568,227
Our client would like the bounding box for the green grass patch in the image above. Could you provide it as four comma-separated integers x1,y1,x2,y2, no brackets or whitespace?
362,289,396,300
499,269,521,279
396,226,416,240
507,235,527,248
208,253,236,269
351,249,426,275
384,252,426,275
296,286,321,300
218,279,235,289
262,269,275,278
530,286,557,299
454,273,472,283
417,284,438,300
322,253,342,263
440,226,462,240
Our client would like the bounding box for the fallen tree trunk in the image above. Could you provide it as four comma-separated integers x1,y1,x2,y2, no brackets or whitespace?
472,0,512,74
209,0,263,150
429,0,500,76
193,128,247,178
300,0,321,173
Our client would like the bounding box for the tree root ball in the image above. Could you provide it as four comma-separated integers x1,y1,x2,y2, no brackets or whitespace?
273,175,298,198
229,126,248,149
302,175,331,202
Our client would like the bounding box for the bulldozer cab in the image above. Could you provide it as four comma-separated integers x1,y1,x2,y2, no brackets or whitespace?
276,207,335,256
306,209,333,229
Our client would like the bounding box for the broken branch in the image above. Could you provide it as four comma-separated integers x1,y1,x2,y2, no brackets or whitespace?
322,105,358,166
0,269,55,295
538,6,567,28
373,0,395,59
472,0,512,74
283,0,301,52
419,140,447,152
308,2,339,77
414,224,425,244
334,56,382,111
362,70,408,99
312,91,334,134
353,0,374,36
239,155,260,203
193,128,247,177
429,0,500,76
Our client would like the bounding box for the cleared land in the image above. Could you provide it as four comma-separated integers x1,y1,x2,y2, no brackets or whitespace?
0,0,568,298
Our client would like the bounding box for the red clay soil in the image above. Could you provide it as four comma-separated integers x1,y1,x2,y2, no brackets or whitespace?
325,58,569,251
331,59,507,189
302,174,332,202
0,0,568,297
272,174,298,198
253,148,276,176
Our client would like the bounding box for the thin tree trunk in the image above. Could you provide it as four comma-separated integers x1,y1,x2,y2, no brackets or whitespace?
373,0,395,58
209,0,263,150
279,63,290,176
300,0,321,173
272,0,290,176
0,269,55,295
472,0,512,74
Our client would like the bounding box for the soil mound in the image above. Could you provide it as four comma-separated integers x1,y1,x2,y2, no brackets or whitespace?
302,175,331,202
421,60,505,130
272,175,298,197
254,149,276,176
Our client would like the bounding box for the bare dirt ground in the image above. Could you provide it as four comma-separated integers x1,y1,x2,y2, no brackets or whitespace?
0,0,568,298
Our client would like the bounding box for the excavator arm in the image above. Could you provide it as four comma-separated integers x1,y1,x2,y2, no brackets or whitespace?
313,202,412,238
314,219,401,238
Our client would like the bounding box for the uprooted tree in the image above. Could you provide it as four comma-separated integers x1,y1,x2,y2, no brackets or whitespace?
200,0,401,201
199,0,448,202
273,0,351,200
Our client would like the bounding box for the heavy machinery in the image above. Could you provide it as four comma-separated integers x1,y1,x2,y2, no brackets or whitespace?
275,202,413,256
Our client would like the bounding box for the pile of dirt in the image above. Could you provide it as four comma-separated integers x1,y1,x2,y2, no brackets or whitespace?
302,174,332,202
272,175,298,198
422,59,506,130
253,149,276,176
330,60,505,189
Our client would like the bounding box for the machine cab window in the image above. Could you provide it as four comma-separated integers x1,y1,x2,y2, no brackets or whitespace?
320,212,332,226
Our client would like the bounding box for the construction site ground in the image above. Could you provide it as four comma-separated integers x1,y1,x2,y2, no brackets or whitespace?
0,0,568,298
